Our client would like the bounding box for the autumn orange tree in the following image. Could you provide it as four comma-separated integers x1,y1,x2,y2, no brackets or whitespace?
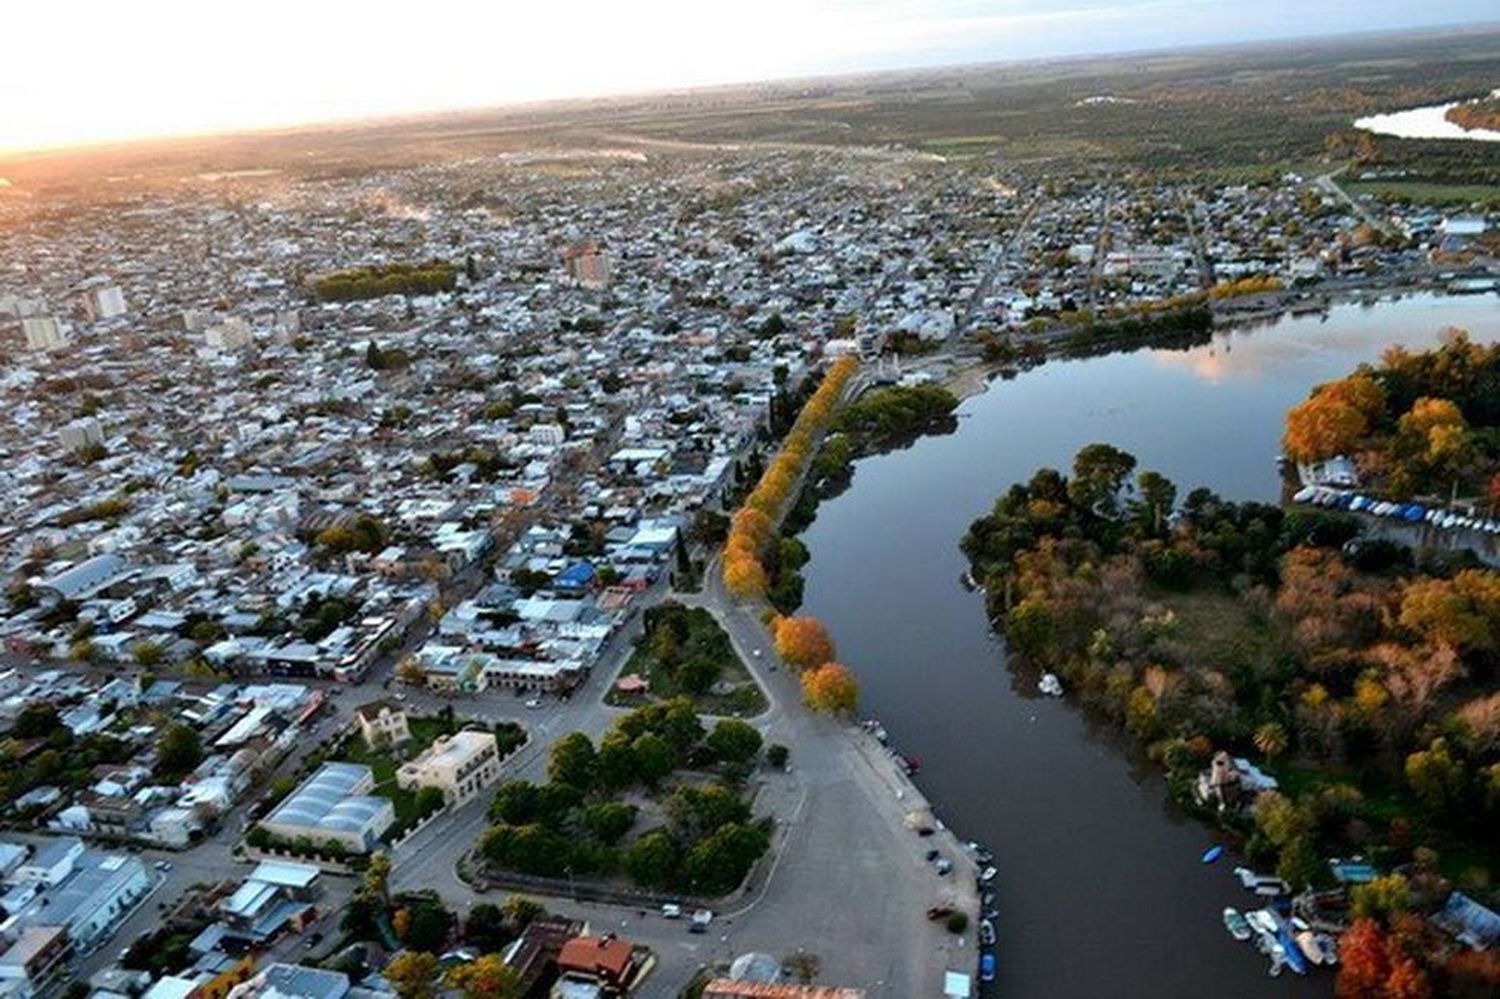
773,615,836,668
1283,374,1386,463
721,356,859,599
801,662,859,713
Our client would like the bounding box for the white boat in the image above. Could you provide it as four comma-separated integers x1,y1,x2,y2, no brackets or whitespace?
1246,909,1280,936
1223,907,1252,941
1038,673,1063,697
979,866,998,883
980,919,996,946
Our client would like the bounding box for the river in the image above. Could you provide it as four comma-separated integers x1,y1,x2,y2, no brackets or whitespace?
1355,90,1500,142
799,292,1500,998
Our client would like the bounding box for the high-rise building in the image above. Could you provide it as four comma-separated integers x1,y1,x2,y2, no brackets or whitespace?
21,316,69,352
563,240,612,290
59,418,104,452
204,317,253,351
68,277,127,322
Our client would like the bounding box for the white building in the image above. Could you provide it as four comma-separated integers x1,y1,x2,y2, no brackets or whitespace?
259,762,394,854
396,730,502,806
59,418,104,452
20,317,68,352
204,317,253,351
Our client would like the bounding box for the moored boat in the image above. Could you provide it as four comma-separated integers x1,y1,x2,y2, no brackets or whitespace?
1223,907,1252,942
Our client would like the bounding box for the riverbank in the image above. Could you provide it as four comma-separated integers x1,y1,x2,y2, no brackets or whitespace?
796,292,1500,997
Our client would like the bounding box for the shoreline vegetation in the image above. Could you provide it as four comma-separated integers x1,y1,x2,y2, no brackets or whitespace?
958,332,1500,996
1444,96,1500,134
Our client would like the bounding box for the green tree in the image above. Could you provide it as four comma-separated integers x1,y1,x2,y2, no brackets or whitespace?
624,830,679,888
582,802,638,845
706,719,763,764
1068,443,1138,517
683,822,770,894
631,733,674,786
547,732,597,791
154,724,204,779
1405,738,1465,813
364,851,393,903
463,902,511,952
132,641,164,667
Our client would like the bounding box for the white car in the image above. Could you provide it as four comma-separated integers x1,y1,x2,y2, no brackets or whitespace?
524,698,543,709
661,903,682,919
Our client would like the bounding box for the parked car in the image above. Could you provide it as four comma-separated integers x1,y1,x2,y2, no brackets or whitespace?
661,903,682,919
689,909,714,933
524,698,543,709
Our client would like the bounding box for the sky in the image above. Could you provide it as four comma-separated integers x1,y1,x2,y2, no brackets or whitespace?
3,0,1496,153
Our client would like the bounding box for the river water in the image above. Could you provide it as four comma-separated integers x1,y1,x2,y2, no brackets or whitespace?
1355,90,1500,142
799,293,1500,998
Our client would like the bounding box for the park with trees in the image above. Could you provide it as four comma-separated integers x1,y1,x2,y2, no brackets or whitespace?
473,700,773,899
962,429,1500,994
606,600,766,716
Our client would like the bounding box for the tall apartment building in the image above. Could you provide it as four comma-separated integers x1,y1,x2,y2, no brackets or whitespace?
21,316,69,352
563,241,612,290
69,278,128,323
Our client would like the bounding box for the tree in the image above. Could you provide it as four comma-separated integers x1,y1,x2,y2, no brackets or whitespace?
582,802,638,845
682,822,770,894
463,903,510,952
12,703,60,739
632,733,674,786
384,951,441,999
773,616,835,668
801,663,859,714
1404,739,1465,813
547,732,597,791
1351,874,1412,922
132,641,164,667
624,830,679,888
1253,721,1288,759
723,551,768,598
1398,570,1500,653
154,724,204,779
659,699,705,756
1131,470,1177,535
499,896,545,932
364,851,393,903
397,657,427,687
1068,443,1137,516
446,955,523,999
1337,919,1390,999
397,894,455,952
1386,955,1433,999
1284,375,1385,463
766,743,790,769
707,719,763,763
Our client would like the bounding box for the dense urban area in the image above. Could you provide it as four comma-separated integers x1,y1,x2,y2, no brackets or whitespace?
0,25,1498,999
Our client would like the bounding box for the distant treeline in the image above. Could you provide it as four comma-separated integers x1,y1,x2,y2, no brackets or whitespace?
1063,305,1214,356
310,260,457,302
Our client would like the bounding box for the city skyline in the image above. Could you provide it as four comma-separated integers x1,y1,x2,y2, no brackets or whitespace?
3,0,1496,154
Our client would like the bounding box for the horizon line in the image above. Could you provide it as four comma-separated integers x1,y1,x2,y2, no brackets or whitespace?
2,18,1497,165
